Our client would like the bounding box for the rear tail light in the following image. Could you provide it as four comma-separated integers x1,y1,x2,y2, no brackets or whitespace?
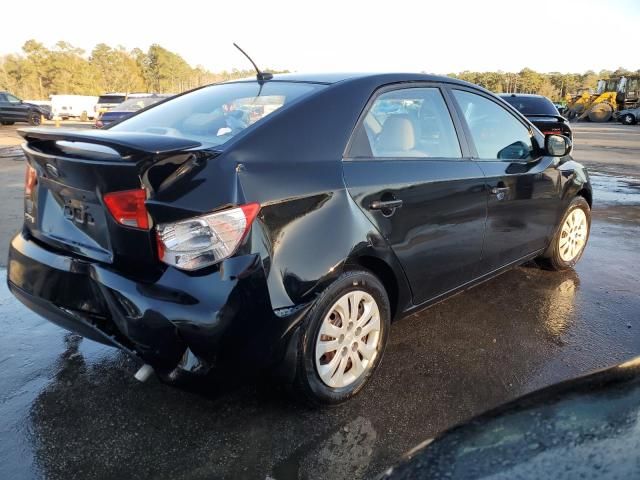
103,189,149,229
156,203,260,271
25,164,37,195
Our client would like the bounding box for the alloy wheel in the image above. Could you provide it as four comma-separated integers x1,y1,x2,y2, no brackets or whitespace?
315,290,381,388
559,208,588,262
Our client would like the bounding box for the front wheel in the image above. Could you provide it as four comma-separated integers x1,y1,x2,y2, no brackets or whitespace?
28,111,41,126
293,270,390,405
537,196,591,271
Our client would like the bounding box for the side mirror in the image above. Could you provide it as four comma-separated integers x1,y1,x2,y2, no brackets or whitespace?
546,134,571,157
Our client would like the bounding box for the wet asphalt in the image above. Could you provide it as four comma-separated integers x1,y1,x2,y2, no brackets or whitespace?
0,123,639,480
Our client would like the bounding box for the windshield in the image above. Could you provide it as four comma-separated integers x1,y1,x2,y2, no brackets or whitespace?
501,95,558,116
110,81,324,147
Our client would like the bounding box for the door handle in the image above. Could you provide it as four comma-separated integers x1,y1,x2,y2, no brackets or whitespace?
369,199,403,210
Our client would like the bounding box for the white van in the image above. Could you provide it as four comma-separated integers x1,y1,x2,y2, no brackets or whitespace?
50,95,99,120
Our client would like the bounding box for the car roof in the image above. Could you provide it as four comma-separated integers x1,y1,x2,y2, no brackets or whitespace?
231,72,480,89
498,93,547,99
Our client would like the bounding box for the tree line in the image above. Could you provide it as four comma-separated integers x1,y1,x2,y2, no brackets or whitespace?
448,67,639,101
0,40,288,99
1,40,638,101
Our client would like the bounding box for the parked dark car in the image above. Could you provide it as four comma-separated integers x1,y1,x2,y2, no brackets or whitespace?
499,93,572,140
380,356,640,479
95,95,171,128
7,73,591,404
0,91,51,126
94,93,127,117
615,106,640,125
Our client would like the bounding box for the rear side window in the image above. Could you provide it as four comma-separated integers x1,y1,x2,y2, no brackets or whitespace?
453,90,534,161
110,82,323,148
501,95,558,116
349,87,461,159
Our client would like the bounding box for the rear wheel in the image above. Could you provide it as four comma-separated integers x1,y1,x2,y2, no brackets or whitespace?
537,196,590,271
621,113,637,125
293,270,390,405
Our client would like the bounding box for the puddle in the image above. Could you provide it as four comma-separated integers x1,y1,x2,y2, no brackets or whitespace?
0,146,24,160
589,172,640,206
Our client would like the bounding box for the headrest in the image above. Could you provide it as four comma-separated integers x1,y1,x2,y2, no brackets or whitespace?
377,115,415,151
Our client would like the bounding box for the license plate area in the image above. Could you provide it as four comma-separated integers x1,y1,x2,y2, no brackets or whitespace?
33,176,113,262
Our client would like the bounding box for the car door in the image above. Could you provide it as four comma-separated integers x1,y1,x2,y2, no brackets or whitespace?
449,88,562,275
343,84,488,305
3,93,29,122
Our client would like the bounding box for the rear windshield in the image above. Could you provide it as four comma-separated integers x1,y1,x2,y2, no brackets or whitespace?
98,95,126,104
500,95,558,116
109,81,324,148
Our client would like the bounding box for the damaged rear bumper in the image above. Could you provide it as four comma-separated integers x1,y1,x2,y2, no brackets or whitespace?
7,231,303,374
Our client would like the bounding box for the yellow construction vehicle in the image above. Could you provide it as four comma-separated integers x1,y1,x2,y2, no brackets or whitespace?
564,89,595,119
565,76,640,122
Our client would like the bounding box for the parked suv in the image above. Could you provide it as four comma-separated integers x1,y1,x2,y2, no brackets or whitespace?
0,91,50,126
8,73,590,404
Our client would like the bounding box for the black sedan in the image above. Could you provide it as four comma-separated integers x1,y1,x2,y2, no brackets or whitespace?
499,93,572,140
7,73,591,405
0,91,50,126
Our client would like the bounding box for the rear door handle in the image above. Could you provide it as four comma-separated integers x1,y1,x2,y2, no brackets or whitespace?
369,199,403,210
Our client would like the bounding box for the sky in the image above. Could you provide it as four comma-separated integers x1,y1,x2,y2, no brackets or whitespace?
2,0,639,75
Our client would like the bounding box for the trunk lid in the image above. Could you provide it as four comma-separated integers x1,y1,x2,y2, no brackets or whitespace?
19,128,202,271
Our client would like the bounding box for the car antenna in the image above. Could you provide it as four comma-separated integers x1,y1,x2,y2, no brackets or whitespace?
233,43,273,82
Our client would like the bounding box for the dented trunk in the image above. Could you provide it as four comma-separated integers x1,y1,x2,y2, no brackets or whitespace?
19,128,208,274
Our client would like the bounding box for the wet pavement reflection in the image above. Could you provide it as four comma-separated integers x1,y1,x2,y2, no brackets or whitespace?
1,135,640,479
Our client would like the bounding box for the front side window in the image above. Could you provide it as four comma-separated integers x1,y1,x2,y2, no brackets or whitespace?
453,90,534,161
6,94,21,103
349,87,461,159
110,82,323,148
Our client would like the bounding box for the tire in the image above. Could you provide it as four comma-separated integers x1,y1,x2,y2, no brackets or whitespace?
28,111,41,126
1,121,14,125
537,196,591,271
588,103,613,122
293,269,390,405
622,113,637,125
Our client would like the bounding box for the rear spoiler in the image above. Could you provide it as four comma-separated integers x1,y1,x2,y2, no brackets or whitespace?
525,114,568,122
18,128,202,156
